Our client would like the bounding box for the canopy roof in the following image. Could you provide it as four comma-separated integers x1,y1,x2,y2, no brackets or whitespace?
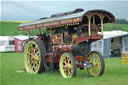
18,9,115,31
103,30,128,39
15,35,29,40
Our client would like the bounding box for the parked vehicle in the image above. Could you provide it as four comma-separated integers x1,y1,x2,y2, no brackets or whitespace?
18,8,115,78
0,36,15,52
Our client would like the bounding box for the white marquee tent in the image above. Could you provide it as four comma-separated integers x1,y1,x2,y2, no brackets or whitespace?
0,36,15,52
91,30,128,58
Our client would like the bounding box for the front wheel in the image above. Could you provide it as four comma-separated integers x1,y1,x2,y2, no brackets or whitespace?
87,51,105,77
24,40,45,74
59,52,77,78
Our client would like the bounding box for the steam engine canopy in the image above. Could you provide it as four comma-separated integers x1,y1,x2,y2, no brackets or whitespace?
18,9,115,31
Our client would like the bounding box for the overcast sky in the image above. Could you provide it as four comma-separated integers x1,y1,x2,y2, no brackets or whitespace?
1,0,128,21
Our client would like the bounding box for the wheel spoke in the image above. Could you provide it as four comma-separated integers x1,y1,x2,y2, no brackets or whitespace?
31,63,35,71
35,60,39,66
96,58,101,63
96,63,101,67
33,61,38,72
67,57,70,63
35,53,40,61
34,62,39,72
94,66,97,75
68,59,71,64
65,57,68,63
67,70,71,77
95,67,99,73
33,46,38,55
63,58,67,64
27,51,32,56
95,54,98,62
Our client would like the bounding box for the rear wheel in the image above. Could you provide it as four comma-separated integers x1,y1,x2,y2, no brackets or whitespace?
87,51,105,76
24,40,45,74
59,52,77,78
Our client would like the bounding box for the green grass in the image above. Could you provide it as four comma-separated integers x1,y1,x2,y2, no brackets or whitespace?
0,21,23,35
104,23,128,32
0,53,128,85
0,21,45,36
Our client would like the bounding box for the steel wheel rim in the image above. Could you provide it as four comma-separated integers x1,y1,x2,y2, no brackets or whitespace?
87,53,101,76
24,41,41,74
60,54,73,78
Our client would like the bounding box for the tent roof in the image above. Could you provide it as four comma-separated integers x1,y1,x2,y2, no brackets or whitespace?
0,36,14,40
14,35,29,40
103,30,128,39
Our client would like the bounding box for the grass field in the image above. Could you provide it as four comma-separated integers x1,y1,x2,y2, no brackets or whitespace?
0,53,128,85
0,21,23,35
104,23,128,32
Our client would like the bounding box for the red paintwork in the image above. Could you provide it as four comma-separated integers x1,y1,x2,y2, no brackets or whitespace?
53,53,61,58
52,45,61,51
60,44,71,53
44,53,60,63
52,44,71,53
75,56,88,68
46,56,60,63
18,17,82,31
75,56,85,61
77,63,84,68
75,37,89,44
75,35,103,44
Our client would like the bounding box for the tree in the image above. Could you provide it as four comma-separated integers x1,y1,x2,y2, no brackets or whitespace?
115,18,128,24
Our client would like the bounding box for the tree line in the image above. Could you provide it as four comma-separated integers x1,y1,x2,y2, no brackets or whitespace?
115,18,128,24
